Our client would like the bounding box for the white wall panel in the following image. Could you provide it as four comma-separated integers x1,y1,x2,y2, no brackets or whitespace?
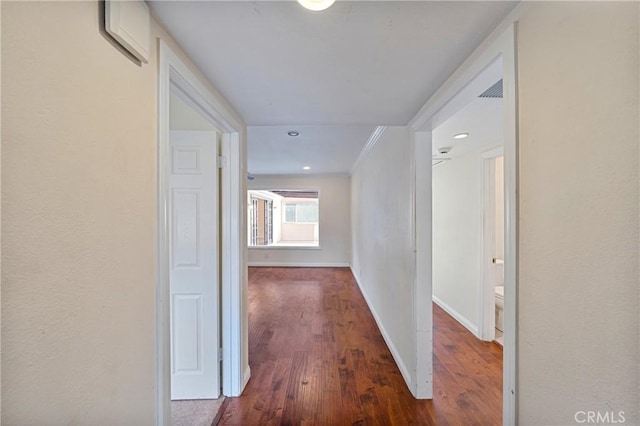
350,126,414,389
432,152,484,333
517,2,639,424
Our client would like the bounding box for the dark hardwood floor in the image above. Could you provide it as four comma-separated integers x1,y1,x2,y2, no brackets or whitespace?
217,267,502,425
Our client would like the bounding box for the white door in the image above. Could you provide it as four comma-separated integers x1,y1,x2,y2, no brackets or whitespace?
170,130,220,400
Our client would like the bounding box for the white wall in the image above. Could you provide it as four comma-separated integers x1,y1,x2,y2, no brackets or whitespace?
248,174,350,266
432,152,485,334
350,126,415,388
2,2,247,423
517,2,639,424
432,148,505,333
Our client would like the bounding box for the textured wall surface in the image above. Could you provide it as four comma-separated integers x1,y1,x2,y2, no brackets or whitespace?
350,126,414,386
517,2,639,424
2,2,157,422
2,1,246,423
248,174,350,266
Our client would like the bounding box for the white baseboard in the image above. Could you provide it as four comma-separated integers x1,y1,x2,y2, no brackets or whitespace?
248,262,350,268
242,366,251,391
432,295,479,337
349,266,414,394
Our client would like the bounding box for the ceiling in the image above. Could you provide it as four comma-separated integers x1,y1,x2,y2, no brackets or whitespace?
247,125,375,174
150,1,517,174
432,97,503,161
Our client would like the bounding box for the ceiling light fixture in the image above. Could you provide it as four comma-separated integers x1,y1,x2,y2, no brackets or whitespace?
296,0,336,12
303,166,311,170
287,131,300,137
453,133,469,140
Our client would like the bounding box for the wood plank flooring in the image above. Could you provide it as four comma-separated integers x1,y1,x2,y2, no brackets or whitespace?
217,267,502,425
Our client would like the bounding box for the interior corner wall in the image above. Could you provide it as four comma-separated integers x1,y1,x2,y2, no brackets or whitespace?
432,151,485,334
247,174,350,266
1,1,247,423
350,126,415,390
517,2,639,424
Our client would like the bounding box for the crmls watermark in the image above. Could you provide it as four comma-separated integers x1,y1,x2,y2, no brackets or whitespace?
575,411,625,424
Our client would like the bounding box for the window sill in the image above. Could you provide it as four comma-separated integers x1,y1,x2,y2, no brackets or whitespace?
249,245,321,250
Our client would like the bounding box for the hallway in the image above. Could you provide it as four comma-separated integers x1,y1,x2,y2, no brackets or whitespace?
217,267,502,425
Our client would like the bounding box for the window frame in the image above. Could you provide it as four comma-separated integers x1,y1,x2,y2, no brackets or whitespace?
247,188,321,249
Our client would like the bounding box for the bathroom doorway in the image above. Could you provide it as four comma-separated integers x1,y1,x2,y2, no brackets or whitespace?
481,150,505,344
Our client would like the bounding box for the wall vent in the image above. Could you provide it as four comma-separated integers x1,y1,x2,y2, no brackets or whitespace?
479,79,503,98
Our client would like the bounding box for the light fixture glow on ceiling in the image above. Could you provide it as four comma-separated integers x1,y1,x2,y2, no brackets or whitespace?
287,131,300,137
303,166,311,170
453,133,469,139
296,0,336,12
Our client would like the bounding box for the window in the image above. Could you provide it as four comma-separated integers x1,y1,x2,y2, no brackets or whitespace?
247,189,319,248
284,203,318,223
264,200,273,244
249,198,259,246
248,196,272,246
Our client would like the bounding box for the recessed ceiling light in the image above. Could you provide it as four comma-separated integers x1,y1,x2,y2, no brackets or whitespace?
303,166,311,170
453,133,469,139
296,0,336,12
287,131,300,137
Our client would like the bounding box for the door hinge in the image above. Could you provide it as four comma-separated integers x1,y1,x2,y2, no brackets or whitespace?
217,156,227,168
218,348,223,361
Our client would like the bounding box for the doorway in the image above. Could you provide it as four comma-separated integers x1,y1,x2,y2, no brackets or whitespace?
481,150,505,344
157,41,245,426
430,64,505,419
168,91,221,403
411,23,518,424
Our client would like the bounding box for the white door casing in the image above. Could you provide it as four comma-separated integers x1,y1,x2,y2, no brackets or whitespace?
170,130,220,400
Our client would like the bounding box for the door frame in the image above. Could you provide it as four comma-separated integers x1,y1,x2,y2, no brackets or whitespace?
157,40,246,425
480,147,504,341
410,18,520,424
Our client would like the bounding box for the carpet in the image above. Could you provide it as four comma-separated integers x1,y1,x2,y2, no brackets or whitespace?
171,398,225,426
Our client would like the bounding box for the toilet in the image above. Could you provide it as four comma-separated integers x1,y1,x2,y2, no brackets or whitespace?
495,286,504,332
